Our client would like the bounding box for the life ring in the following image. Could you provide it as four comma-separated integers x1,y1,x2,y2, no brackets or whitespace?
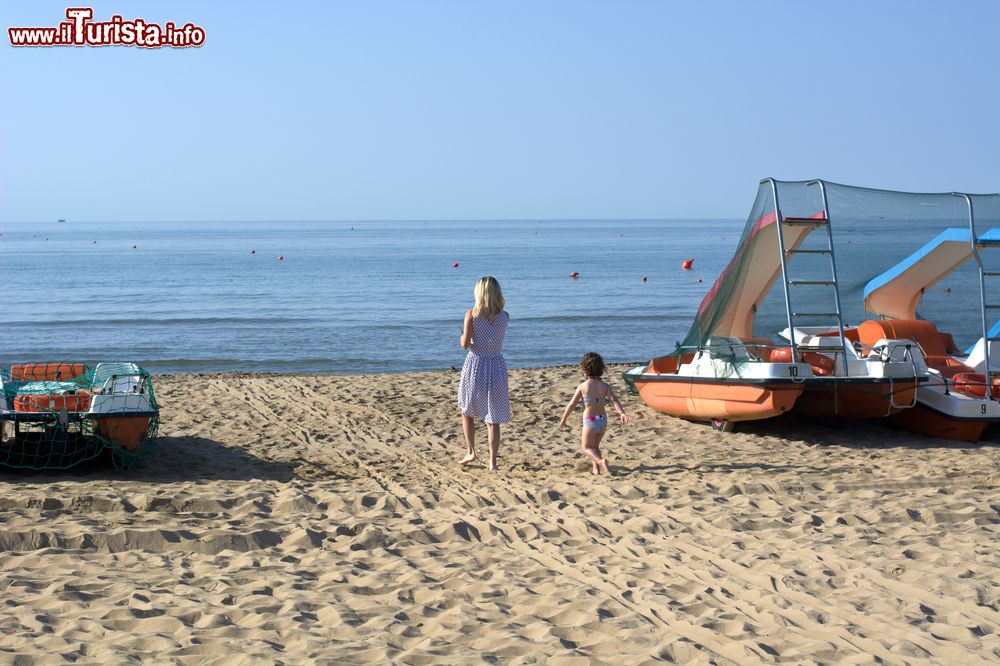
952,373,1000,400
769,347,835,376
803,352,835,376
14,391,92,413
770,347,793,363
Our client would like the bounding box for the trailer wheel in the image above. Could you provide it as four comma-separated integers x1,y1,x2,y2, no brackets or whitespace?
710,418,734,433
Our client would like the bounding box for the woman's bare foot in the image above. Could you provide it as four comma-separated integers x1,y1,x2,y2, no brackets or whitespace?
591,462,600,475
599,458,610,474
488,458,499,471
459,452,478,466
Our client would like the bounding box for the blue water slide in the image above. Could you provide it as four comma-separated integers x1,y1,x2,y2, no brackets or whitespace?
864,227,1000,322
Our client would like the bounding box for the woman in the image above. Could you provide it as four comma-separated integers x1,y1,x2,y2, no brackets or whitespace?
458,276,510,471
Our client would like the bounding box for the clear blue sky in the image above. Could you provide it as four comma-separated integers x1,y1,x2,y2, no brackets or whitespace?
2,0,997,222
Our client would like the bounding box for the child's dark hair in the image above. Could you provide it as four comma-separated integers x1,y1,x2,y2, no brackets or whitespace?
580,352,605,378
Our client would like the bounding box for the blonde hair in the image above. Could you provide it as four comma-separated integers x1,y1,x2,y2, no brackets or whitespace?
472,276,505,321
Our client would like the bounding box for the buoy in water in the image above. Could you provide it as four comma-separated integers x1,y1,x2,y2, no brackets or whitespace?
569,271,579,279
132,245,137,249
697,278,703,282
251,250,256,254
451,263,459,268
944,287,951,293
91,240,96,244
681,259,694,270
642,276,648,283
278,255,284,261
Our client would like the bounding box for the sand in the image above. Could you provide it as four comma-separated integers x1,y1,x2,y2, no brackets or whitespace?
1,364,999,664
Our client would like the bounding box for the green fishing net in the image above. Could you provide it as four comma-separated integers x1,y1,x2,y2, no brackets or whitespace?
678,180,1000,355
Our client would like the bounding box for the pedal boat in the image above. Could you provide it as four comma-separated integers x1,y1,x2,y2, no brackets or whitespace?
625,178,925,431
861,225,1000,442
623,337,810,431
0,362,159,469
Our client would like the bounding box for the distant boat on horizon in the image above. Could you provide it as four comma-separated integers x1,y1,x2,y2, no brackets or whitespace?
57,219,66,223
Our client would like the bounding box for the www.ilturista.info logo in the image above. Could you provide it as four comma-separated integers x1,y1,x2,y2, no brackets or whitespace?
8,8,205,48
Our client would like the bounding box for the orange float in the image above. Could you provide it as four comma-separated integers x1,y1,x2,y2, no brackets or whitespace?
10,364,86,381
952,372,1000,399
14,391,92,413
681,259,694,270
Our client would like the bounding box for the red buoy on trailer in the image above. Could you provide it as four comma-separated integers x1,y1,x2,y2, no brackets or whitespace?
681,259,694,270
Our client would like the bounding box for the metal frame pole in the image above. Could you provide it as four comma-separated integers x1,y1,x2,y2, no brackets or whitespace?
762,177,798,363
954,192,990,399
808,179,850,376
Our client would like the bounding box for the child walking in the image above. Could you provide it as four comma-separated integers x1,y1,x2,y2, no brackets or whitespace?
559,352,629,474
457,276,510,471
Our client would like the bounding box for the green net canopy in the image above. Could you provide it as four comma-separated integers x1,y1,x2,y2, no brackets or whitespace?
679,180,1000,353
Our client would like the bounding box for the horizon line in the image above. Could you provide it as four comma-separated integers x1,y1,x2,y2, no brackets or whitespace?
2,216,744,225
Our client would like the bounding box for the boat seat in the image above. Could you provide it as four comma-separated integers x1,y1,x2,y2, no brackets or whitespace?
939,331,962,355
648,353,694,375
10,363,87,382
740,337,775,361
857,320,971,376
706,336,750,360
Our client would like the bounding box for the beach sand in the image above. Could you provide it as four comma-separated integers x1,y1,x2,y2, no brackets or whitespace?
1,365,999,663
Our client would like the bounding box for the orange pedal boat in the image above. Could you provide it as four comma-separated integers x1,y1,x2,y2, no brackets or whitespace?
625,178,927,431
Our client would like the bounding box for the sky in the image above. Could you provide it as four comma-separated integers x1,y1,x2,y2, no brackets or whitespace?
1,0,998,222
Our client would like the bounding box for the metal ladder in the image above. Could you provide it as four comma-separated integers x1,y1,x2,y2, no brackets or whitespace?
955,193,998,399
762,178,851,375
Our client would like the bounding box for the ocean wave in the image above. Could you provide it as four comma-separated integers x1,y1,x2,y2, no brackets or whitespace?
416,313,689,326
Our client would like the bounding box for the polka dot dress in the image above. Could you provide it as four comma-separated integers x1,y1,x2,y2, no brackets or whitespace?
458,310,510,423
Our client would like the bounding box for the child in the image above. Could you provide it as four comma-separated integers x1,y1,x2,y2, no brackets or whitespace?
559,352,629,474
457,276,510,471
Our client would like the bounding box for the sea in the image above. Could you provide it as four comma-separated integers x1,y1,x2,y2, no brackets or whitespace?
0,219,988,375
